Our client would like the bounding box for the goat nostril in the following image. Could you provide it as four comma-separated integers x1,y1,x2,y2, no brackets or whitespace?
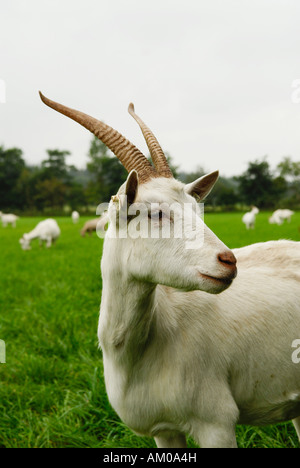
218,251,237,267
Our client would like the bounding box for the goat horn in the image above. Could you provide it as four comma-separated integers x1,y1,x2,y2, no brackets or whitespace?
128,103,173,179
39,92,157,183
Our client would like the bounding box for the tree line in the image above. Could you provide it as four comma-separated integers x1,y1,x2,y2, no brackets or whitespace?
1,136,300,214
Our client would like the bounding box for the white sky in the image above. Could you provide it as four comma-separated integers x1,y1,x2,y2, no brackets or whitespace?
1,0,300,177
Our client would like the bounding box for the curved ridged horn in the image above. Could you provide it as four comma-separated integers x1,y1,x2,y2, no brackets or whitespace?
128,103,173,179
39,92,157,183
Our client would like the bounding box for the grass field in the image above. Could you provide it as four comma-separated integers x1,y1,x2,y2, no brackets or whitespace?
0,212,300,448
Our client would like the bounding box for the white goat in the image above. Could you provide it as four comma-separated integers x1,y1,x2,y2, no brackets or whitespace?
269,209,294,225
242,206,259,229
71,210,80,224
0,212,19,228
19,218,60,250
40,92,300,448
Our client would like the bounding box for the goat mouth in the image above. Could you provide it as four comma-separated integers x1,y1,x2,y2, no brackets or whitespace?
198,272,234,286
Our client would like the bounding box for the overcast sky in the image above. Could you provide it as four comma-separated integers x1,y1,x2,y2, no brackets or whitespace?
1,0,300,177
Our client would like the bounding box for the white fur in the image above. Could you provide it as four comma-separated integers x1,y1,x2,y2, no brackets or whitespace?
269,209,294,225
242,206,259,229
0,212,19,228
71,211,80,223
19,219,60,250
97,175,300,448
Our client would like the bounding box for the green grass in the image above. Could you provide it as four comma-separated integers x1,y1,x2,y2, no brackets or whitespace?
0,213,299,448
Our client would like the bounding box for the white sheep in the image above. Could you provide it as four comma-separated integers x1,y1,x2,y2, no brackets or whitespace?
19,218,61,250
0,212,19,228
269,209,294,225
242,206,259,229
40,92,300,449
71,211,80,224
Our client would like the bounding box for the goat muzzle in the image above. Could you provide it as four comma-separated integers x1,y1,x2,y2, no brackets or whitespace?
218,251,237,278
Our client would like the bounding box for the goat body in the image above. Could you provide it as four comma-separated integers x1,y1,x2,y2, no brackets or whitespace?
269,209,294,225
98,180,300,447
19,219,60,250
242,206,259,229
100,234,300,447
98,178,300,448
0,212,19,227
71,211,80,224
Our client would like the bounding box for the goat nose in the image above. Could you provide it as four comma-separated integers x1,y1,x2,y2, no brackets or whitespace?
218,251,237,269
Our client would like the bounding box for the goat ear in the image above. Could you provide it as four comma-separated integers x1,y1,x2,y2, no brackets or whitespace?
185,170,219,200
125,170,139,205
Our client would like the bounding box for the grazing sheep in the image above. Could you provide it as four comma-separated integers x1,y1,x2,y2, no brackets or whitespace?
80,214,108,237
71,211,80,224
80,218,99,237
19,219,60,250
269,209,294,225
40,92,300,449
0,212,19,228
242,206,259,229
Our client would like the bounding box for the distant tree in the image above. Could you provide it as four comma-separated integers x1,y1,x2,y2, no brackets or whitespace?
41,149,71,181
0,146,25,209
276,156,300,207
206,178,239,208
67,183,87,211
31,149,87,211
14,166,36,210
277,156,300,179
34,178,67,210
271,175,288,206
235,158,284,209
